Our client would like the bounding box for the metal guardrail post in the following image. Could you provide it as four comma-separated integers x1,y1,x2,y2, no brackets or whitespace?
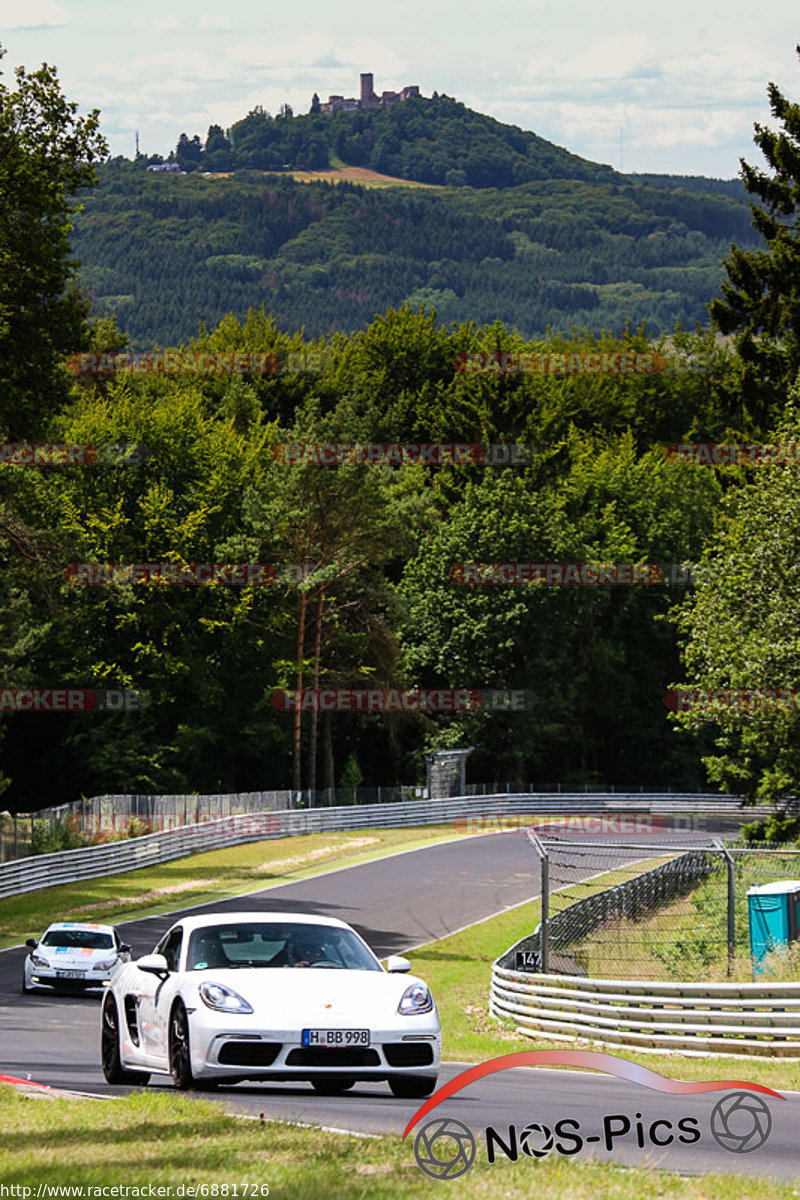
541,851,549,974
526,831,549,973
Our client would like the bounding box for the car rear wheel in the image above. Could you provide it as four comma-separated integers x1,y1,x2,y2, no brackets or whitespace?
169,1001,195,1089
310,1077,356,1095
101,994,150,1086
389,1075,437,1099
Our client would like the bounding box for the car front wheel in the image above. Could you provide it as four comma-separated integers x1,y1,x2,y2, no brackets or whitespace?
169,1001,195,1089
389,1075,437,1099
101,994,150,1086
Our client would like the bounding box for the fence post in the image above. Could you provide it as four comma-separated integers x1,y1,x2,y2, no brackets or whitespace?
713,839,736,976
527,831,549,974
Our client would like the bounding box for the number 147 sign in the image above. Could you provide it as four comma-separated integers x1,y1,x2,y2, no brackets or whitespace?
515,949,540,971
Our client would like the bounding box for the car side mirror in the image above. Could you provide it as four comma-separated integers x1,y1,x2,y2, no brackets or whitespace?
119,944,132,955
25,939,38,949
386,955,411,973
136,953,169,977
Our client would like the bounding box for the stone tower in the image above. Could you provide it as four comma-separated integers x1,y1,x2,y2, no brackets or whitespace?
360,72,375,107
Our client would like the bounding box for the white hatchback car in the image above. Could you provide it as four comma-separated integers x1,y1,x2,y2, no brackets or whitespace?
101,911,441,1097
23,922,132,993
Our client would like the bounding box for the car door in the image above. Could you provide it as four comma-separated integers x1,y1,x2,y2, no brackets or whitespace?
149,926,187,1062
137,926,183,1066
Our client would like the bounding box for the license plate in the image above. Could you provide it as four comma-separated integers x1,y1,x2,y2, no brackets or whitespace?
302,1028,370,1047
55,970,85,979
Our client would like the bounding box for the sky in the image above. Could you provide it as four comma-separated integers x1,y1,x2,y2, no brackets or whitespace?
1,0,797,178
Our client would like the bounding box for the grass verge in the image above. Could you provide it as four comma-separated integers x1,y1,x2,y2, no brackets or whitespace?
0,825,457,949
0,1086,794,1199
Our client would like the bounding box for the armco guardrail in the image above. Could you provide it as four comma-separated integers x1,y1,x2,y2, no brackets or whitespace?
490,968,800,1056
0,792,748,901
18,783,759,842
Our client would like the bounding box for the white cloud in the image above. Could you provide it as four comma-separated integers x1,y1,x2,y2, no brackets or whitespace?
0,0,70,30
561,33,662,82
225,34,406,82
198,14,233,32
127,48,233,83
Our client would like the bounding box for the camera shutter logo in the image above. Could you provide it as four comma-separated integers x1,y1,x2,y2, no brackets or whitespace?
710,1092,772,1154
519,1122,554,1158
414,1117,476,1180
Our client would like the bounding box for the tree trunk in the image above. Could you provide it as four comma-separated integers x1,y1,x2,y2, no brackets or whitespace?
292,584,308,793
307,585,325,794
323,709,335,792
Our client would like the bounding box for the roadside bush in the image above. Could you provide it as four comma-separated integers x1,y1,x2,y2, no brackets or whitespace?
31,816,88,855
741,812,800,843
126,816,152,838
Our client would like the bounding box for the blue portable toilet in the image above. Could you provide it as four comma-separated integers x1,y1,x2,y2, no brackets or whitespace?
747,880,800,972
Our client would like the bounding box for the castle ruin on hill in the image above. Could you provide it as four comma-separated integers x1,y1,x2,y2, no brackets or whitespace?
313,73,424,115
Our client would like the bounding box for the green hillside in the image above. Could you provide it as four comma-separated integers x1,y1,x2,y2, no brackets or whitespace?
168,93,615,187
71,164,757,347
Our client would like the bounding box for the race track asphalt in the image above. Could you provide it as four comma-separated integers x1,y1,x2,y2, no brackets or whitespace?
3,820,796,1184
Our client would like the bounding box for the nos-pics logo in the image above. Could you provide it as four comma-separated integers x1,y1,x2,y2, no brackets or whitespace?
404,1050,782,1180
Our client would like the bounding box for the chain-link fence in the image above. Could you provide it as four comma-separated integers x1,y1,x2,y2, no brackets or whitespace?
1,784,732,860
504,835,800,982
0,812,33,862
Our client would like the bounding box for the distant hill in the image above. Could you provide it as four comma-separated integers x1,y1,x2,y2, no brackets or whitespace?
624,173,749,200
77,98,758,347
158,94,616,188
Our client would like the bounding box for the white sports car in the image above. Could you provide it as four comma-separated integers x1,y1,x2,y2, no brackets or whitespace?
101,911,441,1097
23,922,132,993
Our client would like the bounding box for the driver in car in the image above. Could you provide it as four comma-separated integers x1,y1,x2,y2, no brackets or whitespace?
270,933,331,967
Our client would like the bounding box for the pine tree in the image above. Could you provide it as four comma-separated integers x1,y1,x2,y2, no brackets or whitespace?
710,46,800,420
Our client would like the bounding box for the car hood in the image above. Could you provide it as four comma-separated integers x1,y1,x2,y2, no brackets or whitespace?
37,947,112,966
185,968,430,1019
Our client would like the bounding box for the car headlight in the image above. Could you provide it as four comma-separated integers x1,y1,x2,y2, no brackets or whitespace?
94,958,118,971
398,983,434,1015
199,981,253,1014
30,954,49,968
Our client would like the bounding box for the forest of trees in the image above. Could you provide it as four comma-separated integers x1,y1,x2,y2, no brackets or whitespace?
3,47,800,818
70,165,757,347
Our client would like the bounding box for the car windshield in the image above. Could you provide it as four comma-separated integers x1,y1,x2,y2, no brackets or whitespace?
185,922,382,972
41,929,114,950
